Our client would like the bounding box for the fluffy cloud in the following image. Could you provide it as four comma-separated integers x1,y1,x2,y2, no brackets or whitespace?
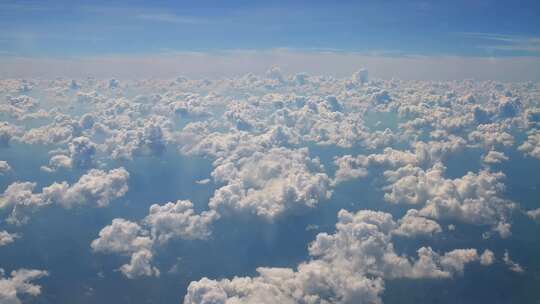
0,268,48,304
518,131,540,159
333,137,465,185
482,150,509,164
145,200,218,243
468,124,514,148
41,154,73,172
184,209,487,304
333,155,369,185
382,163,514,237
119,249,160,279
68,136,97,168
526,208,540,223
392,209,442,238
0,122,19,147
21,114,81,145
480,249,495,266
1,70,539,300
209,147,332,220
0,182,46,225
0,161,11,175
0,168,129,224
90,218,158,278
0,231,19,247
103,117,169,160
91,218,153,254
41,167,129,208
39,136,98,172
503,250,524,273
92,199,214,278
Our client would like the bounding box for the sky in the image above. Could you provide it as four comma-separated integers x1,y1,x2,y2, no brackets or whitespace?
0,0,540,57
1,2,540,303
1,0,540,80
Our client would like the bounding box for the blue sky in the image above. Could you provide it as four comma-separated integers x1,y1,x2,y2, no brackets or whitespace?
1,0,540,57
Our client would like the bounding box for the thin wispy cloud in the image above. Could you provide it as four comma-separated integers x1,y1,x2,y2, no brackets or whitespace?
135,13,207,24
462,32,540,53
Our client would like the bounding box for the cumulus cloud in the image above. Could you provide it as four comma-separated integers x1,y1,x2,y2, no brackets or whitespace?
91,218,158,279
382,163,514,237
503,250,524,273
184,209,486,304
0,168,129,224
526,208,540,223
482,150,509,164
0,268,48,304
209,147,332,220
519,131,540,159
145,200,218,243
0,182,46,225
0,122,19,147
68,136,97,168
1,67,538,298
333,137,465,185
333,155,369,185
119,249,160,279
0,161,11,175
0,231,19,247
40,154,73,172
392,209,442,238
91,218,153,254
21,114,81,145
480,249,495,266
41,167,129,208
103,117,170,160
92,199,215,278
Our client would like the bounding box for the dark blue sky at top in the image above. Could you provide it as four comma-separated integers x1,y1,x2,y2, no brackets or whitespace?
0,0,539,57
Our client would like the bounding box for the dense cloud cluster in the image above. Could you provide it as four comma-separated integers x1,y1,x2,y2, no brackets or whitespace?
0,70,538,302
184,209,489,304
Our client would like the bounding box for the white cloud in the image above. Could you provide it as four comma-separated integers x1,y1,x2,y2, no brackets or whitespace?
383,163,514,237
0,182,45,225
0,268,48,304
333,137,465,185
41,167,129,208
21,114,80,145
209,147,332,220
103,117,169,160
68,136,97,168
503,250,524,273
526,208,540,223
40,154,72,172
145,200,218,243
91,218,152,254
482,150,509,164
119,249,160,279
1,168,129,224
519,131,540,159
0,231,19,246
184,209,486,304
0,122,19,147
92,199,215,278
0,161,11,175
392,209,442,238
480,249,495,266
91,218,158,279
